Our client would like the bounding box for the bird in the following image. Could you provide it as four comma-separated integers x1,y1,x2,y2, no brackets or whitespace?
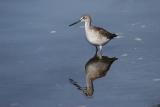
69,15,118,57
69,54,118,96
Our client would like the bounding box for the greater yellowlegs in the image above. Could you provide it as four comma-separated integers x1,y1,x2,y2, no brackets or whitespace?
69,15,118,56
69,55,118,96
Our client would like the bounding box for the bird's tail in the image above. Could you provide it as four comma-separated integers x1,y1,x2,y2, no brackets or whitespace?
111,33,118,39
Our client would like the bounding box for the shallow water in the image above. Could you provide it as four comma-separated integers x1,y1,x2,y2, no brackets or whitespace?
0,0,160,107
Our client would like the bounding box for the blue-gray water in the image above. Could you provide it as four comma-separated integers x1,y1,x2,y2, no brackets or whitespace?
0,0,160,107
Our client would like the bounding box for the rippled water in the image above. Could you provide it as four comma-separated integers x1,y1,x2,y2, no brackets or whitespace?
0,0,160,107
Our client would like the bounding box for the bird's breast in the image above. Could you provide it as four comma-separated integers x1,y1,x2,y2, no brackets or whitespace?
85,29,108,45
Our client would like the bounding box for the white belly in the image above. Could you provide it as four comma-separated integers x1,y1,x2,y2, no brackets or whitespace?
85,30,109,46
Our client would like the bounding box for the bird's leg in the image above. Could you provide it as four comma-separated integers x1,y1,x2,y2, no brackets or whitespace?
94,46,98,57
98,45,103,59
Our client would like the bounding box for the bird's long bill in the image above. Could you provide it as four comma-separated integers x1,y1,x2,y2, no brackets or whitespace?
69,20,81,27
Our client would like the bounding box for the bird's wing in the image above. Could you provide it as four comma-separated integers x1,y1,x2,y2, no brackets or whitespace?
94,26,117,39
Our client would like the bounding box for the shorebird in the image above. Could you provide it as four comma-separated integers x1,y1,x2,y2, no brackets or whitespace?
69,15,118,56
69,54,118,96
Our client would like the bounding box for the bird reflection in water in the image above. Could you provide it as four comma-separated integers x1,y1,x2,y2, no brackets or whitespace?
69,54,118,97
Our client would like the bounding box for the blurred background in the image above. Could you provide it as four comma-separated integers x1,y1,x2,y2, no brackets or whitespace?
0,0,160,107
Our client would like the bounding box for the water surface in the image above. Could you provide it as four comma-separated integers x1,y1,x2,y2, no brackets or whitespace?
0,0,160,107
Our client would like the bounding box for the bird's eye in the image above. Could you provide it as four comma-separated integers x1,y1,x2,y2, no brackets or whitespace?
83,17,86,19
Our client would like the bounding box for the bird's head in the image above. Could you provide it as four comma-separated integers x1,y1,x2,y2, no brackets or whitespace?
69,15,91,27
80,15,91,23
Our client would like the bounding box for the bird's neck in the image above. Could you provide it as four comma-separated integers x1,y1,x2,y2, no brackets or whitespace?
85,21,92,30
